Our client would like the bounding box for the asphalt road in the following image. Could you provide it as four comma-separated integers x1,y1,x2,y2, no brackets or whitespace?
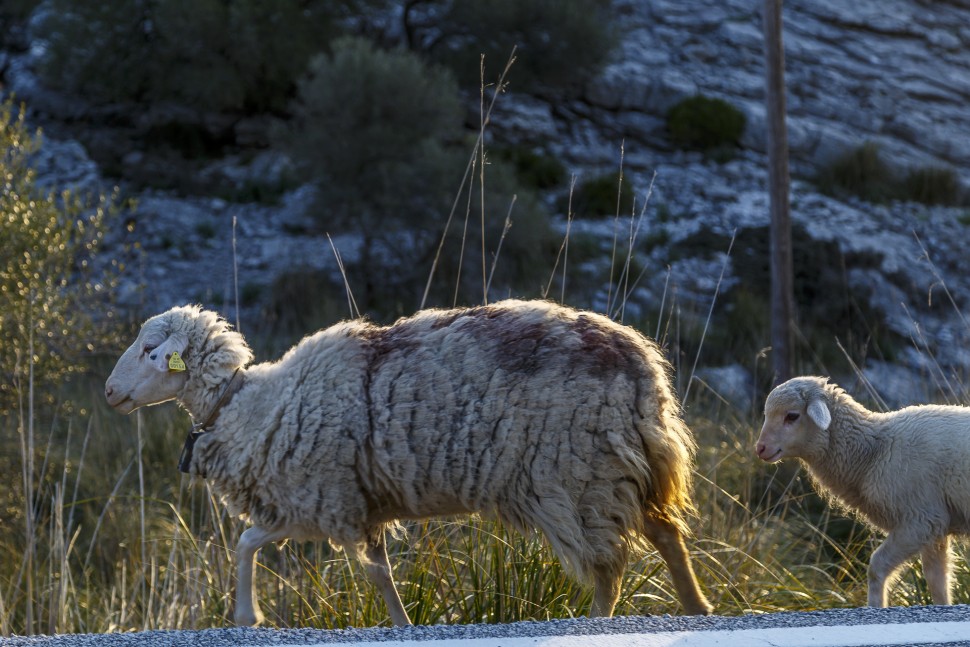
2,606,970,647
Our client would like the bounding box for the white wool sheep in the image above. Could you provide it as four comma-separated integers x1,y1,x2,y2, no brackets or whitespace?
105,299,712,626
757,375,970,607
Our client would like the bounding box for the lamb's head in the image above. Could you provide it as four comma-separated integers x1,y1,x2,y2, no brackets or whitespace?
104,305,252,414
756,376,833,464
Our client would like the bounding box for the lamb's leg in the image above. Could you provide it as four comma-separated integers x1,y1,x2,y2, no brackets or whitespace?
362,531,411,626
868,530,925,607
920,536,952,605
235,525,290,626
642,515,713,615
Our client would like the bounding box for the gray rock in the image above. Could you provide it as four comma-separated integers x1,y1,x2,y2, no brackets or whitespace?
695,364,755,411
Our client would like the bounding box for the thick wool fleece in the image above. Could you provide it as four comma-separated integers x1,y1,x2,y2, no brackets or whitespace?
185,300,697,582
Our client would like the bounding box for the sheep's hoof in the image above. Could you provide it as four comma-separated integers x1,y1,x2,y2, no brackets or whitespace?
234,608,263,627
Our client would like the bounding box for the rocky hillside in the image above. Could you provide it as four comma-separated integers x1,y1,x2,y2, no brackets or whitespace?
4,0,970,407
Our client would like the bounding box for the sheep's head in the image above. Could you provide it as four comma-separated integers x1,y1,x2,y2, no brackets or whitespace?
104,308,198,414
756,376,833,464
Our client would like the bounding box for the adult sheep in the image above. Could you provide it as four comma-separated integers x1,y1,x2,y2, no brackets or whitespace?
757,375,970,607
105,299,713,626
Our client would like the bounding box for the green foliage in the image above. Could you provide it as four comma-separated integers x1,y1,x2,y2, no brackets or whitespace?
419,157,561,310
562,173,636,219
667,224,900,372
259,269,350,354
277,36,479,311
0,100,124,412
0,0,39,46
904,166,962,206
280,36,463,233
816,142,897,204
666,95,746,153
423,0,616,96
35,0,360,113
817,142,963,206
493,146,567,190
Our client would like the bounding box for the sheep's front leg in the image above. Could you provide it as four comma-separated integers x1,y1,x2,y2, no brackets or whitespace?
235,526,290,626
362,531,411,626
867,530,925,607
920,536,952,605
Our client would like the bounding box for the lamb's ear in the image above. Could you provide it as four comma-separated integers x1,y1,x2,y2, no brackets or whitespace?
806,398,832,430
148,334,188,373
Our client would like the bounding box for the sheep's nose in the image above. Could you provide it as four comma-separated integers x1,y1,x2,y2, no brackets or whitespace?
105,384,114,399
755,442,766,458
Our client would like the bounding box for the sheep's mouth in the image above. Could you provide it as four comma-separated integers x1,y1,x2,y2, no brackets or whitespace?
108,394,135,414
761,448,783,463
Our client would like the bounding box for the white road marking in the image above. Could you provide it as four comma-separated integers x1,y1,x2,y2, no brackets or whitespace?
245,621,970,647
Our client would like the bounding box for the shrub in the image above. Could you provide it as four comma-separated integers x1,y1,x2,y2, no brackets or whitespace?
277,36,471,310
494,146,567,190
817,143,964,206
0,0,39,47
666,95,746,153
417,0,616,96
562,173,635,219
0,100,125,412
420,157,561,308
35,0,363,113
280,36,462,229
904,166,962,206
668,224,901,370
816,142,897,203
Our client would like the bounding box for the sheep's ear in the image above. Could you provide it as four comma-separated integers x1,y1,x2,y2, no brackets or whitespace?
806,398,831,430
148,335,188,373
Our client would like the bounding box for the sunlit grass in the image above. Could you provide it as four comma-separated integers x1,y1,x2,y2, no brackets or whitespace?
2,369,933,635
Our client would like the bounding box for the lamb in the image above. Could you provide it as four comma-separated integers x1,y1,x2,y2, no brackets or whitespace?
757,375,970,607
104,299,713,626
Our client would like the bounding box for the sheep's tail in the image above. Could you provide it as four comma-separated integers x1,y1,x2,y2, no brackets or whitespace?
636,354,699,539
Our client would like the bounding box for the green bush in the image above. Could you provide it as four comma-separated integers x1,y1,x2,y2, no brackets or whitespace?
666,95,746,153
279,36,463,238
668,224,900,370
0,0,39,46
421,157,561,309
422,0,616,96
494,146,567,190
35,0,362,113
562,173,635,219
904,166,962,206
817,143,964,206
816,142,897,203
276,36,464,310
0,100,125,411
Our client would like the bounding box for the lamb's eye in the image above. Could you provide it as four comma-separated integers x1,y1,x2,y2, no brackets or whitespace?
784,412,800,423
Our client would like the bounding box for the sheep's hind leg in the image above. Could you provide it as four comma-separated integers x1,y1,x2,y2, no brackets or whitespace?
362,530,411,626
920,536,952,605
868,530,926,607
235,525,291,626
591,564,623,618
642,515,713,615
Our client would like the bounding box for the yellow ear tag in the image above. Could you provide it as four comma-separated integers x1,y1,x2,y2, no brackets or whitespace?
168,351,186,372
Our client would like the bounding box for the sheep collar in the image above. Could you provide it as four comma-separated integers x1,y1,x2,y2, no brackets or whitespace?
178,368,243,475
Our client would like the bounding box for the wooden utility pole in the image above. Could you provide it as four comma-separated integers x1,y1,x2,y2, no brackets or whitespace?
763,0,794,384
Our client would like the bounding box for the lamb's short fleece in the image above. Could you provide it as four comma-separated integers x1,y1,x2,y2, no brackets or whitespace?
758,375,970,607
106,299,712,625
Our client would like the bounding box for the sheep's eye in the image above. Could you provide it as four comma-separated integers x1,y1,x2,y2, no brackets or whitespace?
143,344,157,355
784,412,800,423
